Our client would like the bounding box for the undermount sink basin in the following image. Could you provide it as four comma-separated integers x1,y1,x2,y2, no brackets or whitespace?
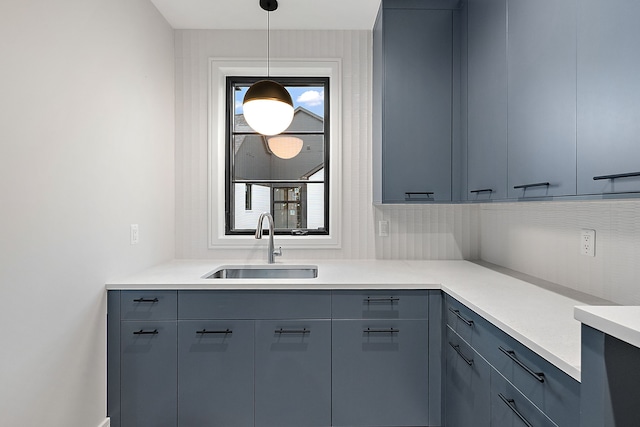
204,265,318,279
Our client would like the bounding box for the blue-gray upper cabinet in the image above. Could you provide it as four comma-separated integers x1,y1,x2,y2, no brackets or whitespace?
254,319,331,427
466,0,508,201
373,0,454,203
577,0,640,195
507,0,577,199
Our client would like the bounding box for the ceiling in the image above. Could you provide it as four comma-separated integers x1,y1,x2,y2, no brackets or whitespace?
150,0,382,30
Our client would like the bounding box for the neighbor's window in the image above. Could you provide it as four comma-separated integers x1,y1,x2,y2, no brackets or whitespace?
225,76,329,235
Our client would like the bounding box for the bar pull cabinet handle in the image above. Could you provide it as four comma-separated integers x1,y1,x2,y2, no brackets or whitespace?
275,328,310,334
364,328,400,334
196,329,232,335
405,192,434,201
448,308,474,327
513,182,550,190
470,188,493,194
133,297,159,303
449,342,473,366
498,394,534,427
133,329,158,335
593,171,640,181
499,346,545,383
364,296,400,303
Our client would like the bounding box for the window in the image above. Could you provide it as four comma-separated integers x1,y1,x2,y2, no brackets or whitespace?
225,76,329,235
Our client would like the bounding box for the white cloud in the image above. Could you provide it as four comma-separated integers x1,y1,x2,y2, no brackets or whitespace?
296,90,324,107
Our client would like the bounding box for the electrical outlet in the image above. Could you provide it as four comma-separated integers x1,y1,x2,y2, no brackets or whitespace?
130,224,139,245
580,229,595,257
378,220,389,237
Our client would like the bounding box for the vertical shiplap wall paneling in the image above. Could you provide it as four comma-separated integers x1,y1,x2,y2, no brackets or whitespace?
479,200,640,305
176,30,380,259
374,205,480,260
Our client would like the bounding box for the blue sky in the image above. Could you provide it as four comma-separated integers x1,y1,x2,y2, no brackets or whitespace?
235,85,325,117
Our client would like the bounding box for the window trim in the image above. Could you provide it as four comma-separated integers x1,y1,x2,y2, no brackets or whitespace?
225,76,330,236
208,58,342,249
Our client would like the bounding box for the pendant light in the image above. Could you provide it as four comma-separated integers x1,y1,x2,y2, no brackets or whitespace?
243,0,294,136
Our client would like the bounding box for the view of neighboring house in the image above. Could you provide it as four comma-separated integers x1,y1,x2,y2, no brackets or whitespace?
232,107,326,231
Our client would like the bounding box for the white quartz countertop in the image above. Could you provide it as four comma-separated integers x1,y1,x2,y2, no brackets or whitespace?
106,259,611,381
574,306,640,349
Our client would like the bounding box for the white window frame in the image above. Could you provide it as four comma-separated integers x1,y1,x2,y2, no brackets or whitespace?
208,58,342,249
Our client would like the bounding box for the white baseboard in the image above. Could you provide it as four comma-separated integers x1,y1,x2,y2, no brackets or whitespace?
97,418,110,427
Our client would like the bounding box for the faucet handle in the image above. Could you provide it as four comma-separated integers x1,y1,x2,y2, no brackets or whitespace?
273,247,283,257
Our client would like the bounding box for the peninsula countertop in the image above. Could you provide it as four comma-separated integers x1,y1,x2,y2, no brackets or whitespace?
106,259,615,381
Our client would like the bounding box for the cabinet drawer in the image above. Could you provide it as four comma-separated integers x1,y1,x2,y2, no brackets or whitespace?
178,290,331,319
121,290,177,320
491,368,556,427
444,295,499,359
491,332,580,427
332,290,429,319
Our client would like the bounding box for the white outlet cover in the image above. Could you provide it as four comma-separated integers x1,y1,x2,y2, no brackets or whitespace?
580,229,595,257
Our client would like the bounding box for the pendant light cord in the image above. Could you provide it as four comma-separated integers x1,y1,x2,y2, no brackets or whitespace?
267,9,270,77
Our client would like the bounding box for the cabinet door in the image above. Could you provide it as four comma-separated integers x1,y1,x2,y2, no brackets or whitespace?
445,327,491,427
382,8,453,203
254,320,331,427
121,321,177,427
467,0,508,201
490,369,556,427
507,0,577,198
577,0,640,195
332,319,429,427
177,320,254,427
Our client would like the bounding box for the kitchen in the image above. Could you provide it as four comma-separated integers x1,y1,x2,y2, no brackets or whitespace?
2,0,640,426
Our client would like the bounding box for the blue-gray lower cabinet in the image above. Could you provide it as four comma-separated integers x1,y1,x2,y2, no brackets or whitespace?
444,295,579,427
254,320,332,427
445,326,491,427
109,289,436,427
331,319,430,427
580,324,640,427
177,320,254,427
120,320,177,427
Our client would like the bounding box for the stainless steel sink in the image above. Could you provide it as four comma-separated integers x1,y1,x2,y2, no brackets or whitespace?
204,265,318,279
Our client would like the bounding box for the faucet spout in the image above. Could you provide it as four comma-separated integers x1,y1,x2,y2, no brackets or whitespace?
255,212,281,263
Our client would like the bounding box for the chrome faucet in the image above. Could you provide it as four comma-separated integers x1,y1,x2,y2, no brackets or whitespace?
255,212,282,264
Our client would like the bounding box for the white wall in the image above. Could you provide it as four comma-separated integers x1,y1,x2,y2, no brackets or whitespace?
479,199,640,305
0,1,175,426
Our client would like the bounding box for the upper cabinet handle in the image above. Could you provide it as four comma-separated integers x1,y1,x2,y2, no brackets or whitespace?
470,188,493,194
448,307,474,327
593,171,640,181
405,192,434,201
499,346,545,383
513,182,550,190
133,297,159,303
